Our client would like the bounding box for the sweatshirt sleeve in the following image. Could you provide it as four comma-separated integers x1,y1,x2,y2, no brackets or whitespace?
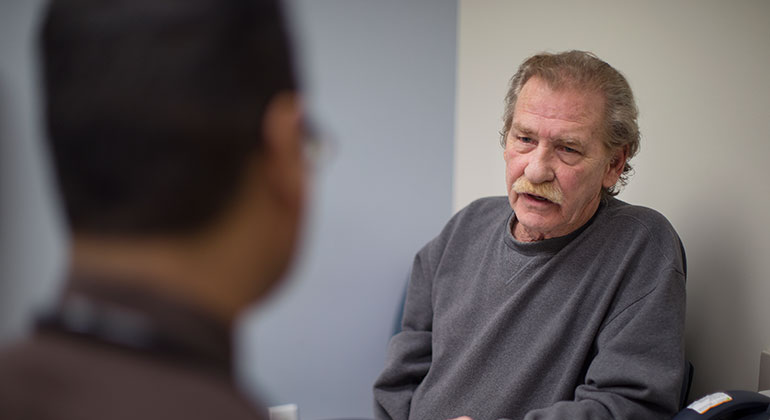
521,267,686,420
373,249,435,420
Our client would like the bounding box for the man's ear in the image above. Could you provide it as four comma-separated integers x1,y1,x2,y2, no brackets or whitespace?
259,92,303,206
602,145,628,189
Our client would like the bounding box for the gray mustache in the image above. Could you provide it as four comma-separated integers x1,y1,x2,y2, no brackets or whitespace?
512,177,564,205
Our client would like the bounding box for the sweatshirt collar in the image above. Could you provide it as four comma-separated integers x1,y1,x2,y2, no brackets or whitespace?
503,199,607,256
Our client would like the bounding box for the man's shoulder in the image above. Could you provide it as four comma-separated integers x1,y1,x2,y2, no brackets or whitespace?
598,198,685,271
0,333,59,378
451,196,511,227
0,331,264,420
418,196,510,257
602,198,679,239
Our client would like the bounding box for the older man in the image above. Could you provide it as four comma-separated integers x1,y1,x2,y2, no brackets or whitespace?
374,51,686,420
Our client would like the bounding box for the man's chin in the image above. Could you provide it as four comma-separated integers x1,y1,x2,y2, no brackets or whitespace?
511,203,562,233
512,194,560,216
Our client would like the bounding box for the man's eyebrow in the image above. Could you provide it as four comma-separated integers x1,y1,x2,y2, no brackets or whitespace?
512,122,585,146
511,123,534,135
557,137,584,147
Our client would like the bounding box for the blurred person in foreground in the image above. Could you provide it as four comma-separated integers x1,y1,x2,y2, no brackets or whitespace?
374,51,686,420
0,0,306,418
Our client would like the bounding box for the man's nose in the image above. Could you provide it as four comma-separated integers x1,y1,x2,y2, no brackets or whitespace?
523,147,555,184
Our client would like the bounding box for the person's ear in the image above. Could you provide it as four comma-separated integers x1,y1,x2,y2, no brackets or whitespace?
260,92,304,207
602,145,627,189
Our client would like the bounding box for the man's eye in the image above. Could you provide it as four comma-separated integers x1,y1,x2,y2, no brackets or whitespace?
518,136,533,143
561,146,579,154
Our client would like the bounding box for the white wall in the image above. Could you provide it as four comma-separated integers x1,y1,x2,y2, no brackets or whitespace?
455,0,770,400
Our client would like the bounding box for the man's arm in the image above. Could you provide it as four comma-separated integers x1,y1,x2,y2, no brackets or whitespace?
522,267,686,420
373,251,435,420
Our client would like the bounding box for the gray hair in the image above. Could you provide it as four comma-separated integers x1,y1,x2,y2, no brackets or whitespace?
500,50,640,197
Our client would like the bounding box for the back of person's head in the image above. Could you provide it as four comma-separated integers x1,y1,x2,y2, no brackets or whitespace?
41,0,297,236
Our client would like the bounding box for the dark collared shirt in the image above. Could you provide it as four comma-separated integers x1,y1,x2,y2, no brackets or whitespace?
0,275,265,420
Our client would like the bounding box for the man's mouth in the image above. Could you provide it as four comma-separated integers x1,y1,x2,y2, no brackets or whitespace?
524,193,552,203
511,177,564,205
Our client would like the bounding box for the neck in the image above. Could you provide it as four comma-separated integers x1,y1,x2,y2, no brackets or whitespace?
69,218,276,326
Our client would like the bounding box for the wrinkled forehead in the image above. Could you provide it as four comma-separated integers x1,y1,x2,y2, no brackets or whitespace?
514,77,606,127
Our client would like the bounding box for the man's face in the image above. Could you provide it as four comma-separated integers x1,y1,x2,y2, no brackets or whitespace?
503,76,623,241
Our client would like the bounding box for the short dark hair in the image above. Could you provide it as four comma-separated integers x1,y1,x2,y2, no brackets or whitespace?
40,0,297,235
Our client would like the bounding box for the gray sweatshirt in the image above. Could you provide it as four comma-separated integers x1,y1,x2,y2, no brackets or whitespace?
374,196,686,420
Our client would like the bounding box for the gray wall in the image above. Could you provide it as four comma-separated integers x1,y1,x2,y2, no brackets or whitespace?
0,0,65,346
236,1,457,418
